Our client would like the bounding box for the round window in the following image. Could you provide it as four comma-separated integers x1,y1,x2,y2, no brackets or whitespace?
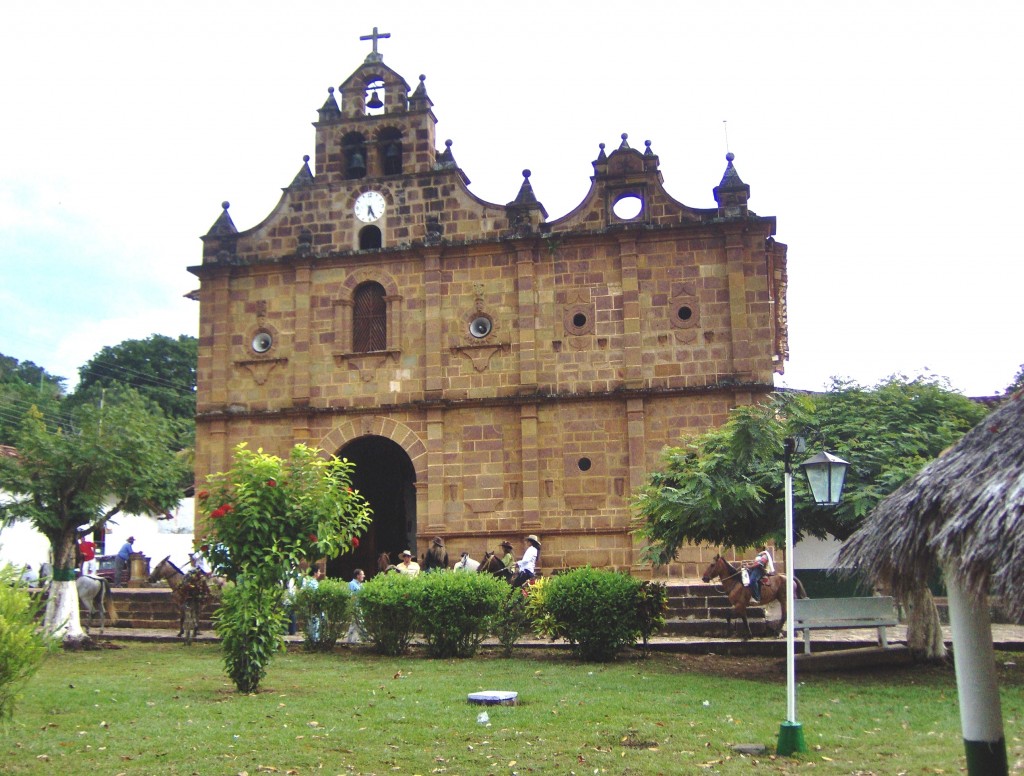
577,457,592,472
677,305,693,322
469,316,493,339
611,194,643,220
252,331,273,353
572,312,588,328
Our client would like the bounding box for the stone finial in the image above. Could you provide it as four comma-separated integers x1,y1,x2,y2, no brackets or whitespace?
205,201,238,237
618,132,630,150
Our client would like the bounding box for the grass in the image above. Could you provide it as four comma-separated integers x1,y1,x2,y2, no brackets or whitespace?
1,642,1022,774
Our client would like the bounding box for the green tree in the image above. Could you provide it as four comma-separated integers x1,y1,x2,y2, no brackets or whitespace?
72,335,197,450
633,376,989,562
199,443,371,691
0,388,187,645
0,354,65,446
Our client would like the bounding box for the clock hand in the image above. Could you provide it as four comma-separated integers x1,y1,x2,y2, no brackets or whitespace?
367,206,376,218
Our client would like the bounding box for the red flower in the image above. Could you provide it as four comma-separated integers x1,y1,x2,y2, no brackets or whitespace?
211,507,225,519
222,504,234,513
266,478,277,487
351,537,360,548
200,545,209,552
197,490,210,500
308,534,318,543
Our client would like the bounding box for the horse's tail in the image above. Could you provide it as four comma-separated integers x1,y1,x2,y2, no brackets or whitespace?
101,578,119,624
793,575,809,600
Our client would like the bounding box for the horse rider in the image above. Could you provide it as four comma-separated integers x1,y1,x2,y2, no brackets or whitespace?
510,535,541,588
746,546,775,603
397,550,420,577
499,541,516,574
422,536,449,572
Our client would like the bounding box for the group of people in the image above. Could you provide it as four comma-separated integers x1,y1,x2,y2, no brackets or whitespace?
393,534,541,588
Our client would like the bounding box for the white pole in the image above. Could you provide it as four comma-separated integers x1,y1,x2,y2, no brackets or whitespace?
784,467,796,723
945,569,1007,775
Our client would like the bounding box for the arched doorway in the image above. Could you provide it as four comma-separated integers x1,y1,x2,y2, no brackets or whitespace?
327,435,416,581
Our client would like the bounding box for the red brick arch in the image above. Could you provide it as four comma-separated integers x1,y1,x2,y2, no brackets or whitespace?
318,416,426,484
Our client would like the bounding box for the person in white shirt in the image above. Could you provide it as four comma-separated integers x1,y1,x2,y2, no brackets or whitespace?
746,546,775,603
397,550,420,577
511,535,541,588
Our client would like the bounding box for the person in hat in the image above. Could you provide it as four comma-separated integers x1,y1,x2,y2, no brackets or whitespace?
511,535,541,588
422,536,448,572
499,541,516,573
397,549,420,577
114,536,135,587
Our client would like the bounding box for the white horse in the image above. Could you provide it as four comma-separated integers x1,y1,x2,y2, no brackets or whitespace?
454,552,480,572
76,574,118,634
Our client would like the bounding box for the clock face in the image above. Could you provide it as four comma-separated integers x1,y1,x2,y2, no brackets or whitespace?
354,191,386,223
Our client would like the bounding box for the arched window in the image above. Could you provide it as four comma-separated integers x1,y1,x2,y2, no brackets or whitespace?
353,281,387,352
359,225,382,250
379,127,403,176
342,132,367,180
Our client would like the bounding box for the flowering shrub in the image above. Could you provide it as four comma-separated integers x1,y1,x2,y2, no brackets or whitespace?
199,443,372,692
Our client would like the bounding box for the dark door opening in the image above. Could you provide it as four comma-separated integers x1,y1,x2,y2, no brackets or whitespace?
327,435,416,581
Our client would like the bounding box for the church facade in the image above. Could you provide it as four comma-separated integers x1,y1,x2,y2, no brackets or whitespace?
188,37,788,580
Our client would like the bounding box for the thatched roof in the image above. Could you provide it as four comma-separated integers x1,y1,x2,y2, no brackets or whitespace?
838,390,1024,620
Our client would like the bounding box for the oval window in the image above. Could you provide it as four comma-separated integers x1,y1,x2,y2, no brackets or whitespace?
612,194,643,220
469,316,493,339
252,332,273,353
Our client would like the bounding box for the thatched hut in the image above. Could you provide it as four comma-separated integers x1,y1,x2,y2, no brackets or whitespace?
838,389,1022,775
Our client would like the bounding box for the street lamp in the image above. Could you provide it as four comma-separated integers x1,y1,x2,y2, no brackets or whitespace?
778,438,849,757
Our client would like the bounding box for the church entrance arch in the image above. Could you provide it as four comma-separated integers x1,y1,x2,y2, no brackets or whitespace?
327,435,416,581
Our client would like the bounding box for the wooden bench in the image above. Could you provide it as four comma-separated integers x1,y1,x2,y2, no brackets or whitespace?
793,596,898,653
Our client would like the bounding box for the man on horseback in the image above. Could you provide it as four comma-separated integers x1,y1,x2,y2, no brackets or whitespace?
746,546,775,603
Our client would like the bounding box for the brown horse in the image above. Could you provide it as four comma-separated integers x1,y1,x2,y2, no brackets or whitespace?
478,552,513,581
149,556,212,640
701,554,808,638
377,552,398,575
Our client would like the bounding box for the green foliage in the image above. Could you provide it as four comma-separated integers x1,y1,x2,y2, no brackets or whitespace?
214,579,288,693
0,354,65,447
522,576,562,641
72,335,197,451
634,376,990,562
635,581,669,653
0,566,56,719
199,443,372,587
543,567,642,662
357,573,420,656
415,571,507,658
492,587,532,657
292,579,353,652
1007,364,1024,395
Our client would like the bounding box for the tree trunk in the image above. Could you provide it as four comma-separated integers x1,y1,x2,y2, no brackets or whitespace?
42,527,88,646
905,585,946,661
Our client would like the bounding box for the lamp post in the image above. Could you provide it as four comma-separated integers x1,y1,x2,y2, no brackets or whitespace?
778,438,849,757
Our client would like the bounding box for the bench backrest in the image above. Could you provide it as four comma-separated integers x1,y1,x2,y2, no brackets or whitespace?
794,596,896,623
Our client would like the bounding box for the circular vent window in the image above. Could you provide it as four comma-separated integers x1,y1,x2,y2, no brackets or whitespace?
252,331,273,353
469,316,493,339
612,194,643,220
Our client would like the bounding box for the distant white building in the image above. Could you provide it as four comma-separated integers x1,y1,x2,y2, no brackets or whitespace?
0,497,197,573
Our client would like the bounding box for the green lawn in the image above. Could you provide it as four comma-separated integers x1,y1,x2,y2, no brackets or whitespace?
2,642,1021,774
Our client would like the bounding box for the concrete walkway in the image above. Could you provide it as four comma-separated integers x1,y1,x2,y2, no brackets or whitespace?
92,622,1024,656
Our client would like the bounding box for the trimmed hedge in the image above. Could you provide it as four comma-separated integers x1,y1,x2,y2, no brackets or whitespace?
416,571,507,658
292,579,354,651
543,567,643,662
357,573,421,656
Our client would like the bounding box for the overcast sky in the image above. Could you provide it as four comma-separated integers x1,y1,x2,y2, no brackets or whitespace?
1,1,1021,397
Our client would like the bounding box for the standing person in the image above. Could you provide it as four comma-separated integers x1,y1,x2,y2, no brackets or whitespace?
114,536,134,587
78,536,97,576
302,565,325,640
346,569,366,644
397,550,420,577
510,535,540,588
422,536,448,572
499,541,516,573
746,546,775,603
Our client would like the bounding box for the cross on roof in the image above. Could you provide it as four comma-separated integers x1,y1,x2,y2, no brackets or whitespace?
360,26,390,57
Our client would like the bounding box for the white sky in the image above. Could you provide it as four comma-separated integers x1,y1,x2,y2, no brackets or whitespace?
1,1,1021,396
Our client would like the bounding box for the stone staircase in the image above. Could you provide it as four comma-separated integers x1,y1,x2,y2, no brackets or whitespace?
661,581,776,638
100,588,218,631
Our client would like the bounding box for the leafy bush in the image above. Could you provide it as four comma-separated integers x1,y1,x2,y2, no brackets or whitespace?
543,567,642,662
214,579,288,693
522,576,562,641
416,571,507,658
357,573,421,656
635,581,669,654
492,586,532,657
0,566,55,719
292,579,353,651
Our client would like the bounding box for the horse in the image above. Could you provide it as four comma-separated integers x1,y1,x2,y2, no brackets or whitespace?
478,552,513,582
701,554,808,639
149,556,211,642
76,574,118,635
454,552,480,572
377,552,398,575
